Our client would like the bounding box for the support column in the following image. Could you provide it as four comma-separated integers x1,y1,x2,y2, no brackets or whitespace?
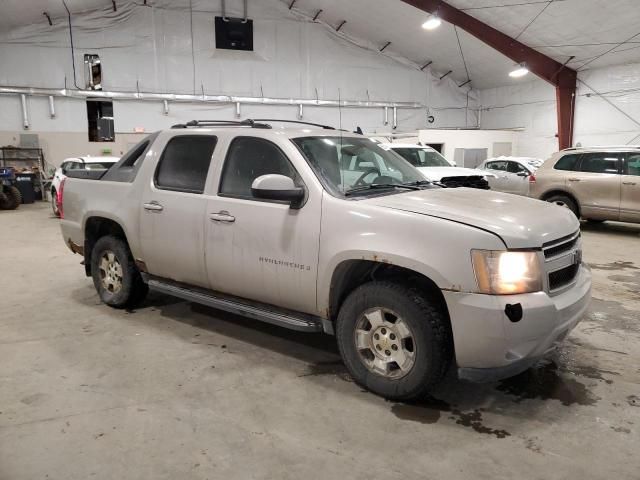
555,70,577,150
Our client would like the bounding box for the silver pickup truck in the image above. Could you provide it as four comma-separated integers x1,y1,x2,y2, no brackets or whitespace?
60,119,591,400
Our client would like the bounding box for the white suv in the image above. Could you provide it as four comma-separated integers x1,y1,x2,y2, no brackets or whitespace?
380,143,491,189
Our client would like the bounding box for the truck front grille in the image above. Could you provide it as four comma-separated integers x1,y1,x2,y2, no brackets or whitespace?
548,263,580,291
543,231,580,259
439,176,490,190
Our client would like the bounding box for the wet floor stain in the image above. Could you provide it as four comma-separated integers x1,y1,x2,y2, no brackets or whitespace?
607,272,640,294
564,364,620,385
495,360,599,406
611,426,631,434
584,298,640,334
448,409,511,439
588,261,638,271
391,398,511,438
299,360,353,382
390,396,451,424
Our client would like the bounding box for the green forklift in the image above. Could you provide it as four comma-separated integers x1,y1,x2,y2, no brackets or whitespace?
0,167,22,210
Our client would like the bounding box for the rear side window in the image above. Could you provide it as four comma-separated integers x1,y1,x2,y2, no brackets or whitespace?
625,153,640,176
507,161,528,174
579,153,619,174
155,135,217,193
219,137,300,199
554,154,579,171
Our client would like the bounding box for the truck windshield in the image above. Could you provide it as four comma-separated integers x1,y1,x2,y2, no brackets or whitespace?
292,136,427,196
390,147,450,167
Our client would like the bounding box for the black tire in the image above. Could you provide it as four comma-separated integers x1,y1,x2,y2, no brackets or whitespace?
8,186,21,207
336,281,453,401
0,192,9,210
546,194,578,217
51,188,60,216
91,235,148,308
0,186,20,210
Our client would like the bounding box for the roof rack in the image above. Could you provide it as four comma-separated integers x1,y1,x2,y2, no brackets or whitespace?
251,119,336,130
171,119,272,129
562,145,640,151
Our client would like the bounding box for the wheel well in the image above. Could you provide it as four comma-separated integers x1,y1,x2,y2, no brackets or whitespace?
84,217,128,276
328,260,448,323
540,189,580,215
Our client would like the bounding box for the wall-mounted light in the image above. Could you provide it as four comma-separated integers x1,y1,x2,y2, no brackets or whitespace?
509,63,529,78
422,14,441,30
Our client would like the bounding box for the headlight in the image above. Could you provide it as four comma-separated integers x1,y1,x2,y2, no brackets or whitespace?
471,250,542,294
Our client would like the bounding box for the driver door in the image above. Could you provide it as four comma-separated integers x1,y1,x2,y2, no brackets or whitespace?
204,136,321,314
506,161,532,196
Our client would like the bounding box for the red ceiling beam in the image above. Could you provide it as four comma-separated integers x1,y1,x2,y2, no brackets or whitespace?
401,0,576,149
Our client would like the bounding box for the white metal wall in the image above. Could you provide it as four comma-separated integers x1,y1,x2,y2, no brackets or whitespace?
0,0,478,165
479,62,640,160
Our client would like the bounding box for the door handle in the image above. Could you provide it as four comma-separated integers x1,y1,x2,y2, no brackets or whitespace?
209,211,235,223
622,181,637,185
143,201,164,212
568,178,581,182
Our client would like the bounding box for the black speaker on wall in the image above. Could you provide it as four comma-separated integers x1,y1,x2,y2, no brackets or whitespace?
215,16,253,51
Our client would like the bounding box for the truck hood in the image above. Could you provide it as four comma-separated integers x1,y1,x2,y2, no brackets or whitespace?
416,166,490,181
364,188,579,249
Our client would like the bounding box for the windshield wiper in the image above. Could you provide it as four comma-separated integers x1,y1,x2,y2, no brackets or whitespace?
401,180,432,187
344,183,421,196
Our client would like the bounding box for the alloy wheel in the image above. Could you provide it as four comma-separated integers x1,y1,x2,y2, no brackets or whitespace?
353,307,417,379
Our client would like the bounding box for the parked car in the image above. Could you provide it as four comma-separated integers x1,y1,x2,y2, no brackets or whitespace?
58,120,591,400
478,156,542,196
531,146,640,223
379,143,491,189
52,156,119,216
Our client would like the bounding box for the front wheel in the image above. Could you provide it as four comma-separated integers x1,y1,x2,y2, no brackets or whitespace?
336,281,453,401
91,235,148,308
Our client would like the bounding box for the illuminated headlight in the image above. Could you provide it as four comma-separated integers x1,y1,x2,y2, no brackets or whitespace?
471,250,542,295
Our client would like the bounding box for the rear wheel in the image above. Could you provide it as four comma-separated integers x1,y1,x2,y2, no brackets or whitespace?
546,194,578,218
336,281,452,401
51,188,60,216
91,235,148,308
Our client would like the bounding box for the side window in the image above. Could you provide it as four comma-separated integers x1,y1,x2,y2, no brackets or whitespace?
219,137,300,199
579,153,620,174
507,161,528,174
155,135,217,193
626,153,640,176
487,161,507,171
554,154,579,171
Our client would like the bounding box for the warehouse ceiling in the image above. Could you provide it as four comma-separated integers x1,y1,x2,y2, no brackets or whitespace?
0,0,639,89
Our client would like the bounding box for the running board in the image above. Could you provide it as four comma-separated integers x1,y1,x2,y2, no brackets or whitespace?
146,278,324,333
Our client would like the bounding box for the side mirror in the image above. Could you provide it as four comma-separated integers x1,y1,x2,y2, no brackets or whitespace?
251,174,305,209
516,171,528,177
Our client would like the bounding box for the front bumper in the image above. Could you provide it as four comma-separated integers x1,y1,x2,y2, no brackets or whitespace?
442,264,592,382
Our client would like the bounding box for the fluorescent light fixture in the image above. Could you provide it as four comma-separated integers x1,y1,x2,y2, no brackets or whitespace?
422,15,441,30
509,64,529,78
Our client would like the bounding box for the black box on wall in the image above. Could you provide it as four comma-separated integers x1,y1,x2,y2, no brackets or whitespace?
215,16,253,51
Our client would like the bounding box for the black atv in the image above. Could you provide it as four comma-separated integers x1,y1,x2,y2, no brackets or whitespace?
0,167,22,210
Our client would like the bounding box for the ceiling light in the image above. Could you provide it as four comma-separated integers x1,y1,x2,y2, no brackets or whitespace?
422,15,441,30
509,64,529,78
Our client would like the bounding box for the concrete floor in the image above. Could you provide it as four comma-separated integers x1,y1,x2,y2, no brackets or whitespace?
1,202,639,480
